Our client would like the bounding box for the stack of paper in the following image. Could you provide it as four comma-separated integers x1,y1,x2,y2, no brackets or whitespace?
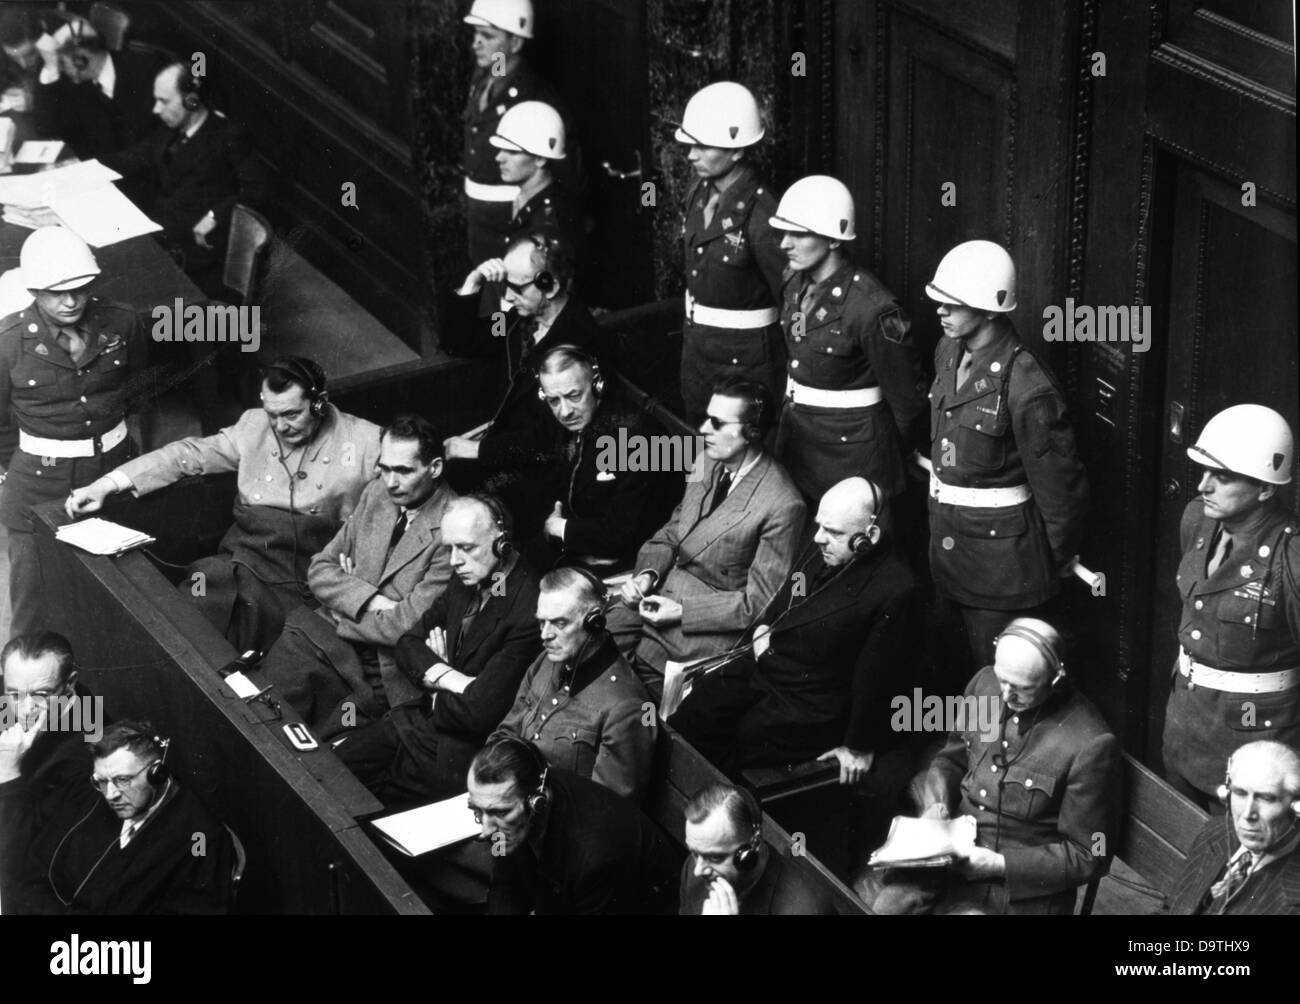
371,793,479,857
0,159,160,246
866,815,978,870
56,518,156,556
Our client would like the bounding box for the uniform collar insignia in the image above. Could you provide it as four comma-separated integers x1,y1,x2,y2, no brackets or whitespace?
721,217,733,230
815,307,828,321
975,378,989,392
34,342,49,355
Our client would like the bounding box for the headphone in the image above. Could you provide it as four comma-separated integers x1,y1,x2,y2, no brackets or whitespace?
266,356,328,417
994,622,1066,688
567,565,609,634
1216,757,1300,818
732,786,764,872
469,492,514,558
536,344,605,401
740,391,767,445
846,480,882,556
529,234,558,295
176,63,202,111
65,18,100,72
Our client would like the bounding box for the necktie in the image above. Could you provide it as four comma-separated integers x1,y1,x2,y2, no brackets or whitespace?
1207,530,1233,576
477,76,493,112
701,183,720,228
458,591,484,653
956,349,975,390
57,327,87,366
799,280,820,318
708,469,733,516
1209,850,1253,906
388,511,408,553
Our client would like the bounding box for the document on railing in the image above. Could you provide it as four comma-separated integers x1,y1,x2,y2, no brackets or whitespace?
55,518,156,556
867,815,978,870
50,183,162,247
371,793,479,857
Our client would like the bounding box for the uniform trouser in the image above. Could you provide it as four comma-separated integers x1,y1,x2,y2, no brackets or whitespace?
775,399,906,501
2,440,132,636
857,867,1075,916
679,320,785,428
464,195,514,271
930,593,1054,692
335,712,456,811
1162,669,1300,799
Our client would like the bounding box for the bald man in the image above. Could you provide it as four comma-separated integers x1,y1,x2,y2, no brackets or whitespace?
1169,741,1300,915
670,477,917,778
860,618,1121,914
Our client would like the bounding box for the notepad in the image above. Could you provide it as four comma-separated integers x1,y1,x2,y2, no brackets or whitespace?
371,793,479,857
55,518,156,556
15,140,64,165
867,815,978,870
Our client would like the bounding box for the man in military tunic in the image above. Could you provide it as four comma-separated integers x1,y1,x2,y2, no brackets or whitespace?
768,175,927,502
1162,404,1300,808
0,227,144,635
924,240,1089,678
674,82,786,426
462,0,561,268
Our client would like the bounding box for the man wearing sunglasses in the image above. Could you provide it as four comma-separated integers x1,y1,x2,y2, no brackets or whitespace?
15,720,234,914
607,376,805,699
859,618,1120,914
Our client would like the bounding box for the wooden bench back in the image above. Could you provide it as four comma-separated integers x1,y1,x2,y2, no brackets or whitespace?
1117,753,1209,895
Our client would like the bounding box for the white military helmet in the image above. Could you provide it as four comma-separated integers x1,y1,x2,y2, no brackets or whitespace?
20,226,101,292
674,82,764,149
489,101,566,159
1188,404,1294,485
925,240,1018,313
768,175,857,241
463,0,534,39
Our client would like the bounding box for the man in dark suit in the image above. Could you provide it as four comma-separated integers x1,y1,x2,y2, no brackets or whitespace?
34,18,160,160
18,721,234,915
0,633,96,912
671,477,916,777
260,416,457,739
443,234,608,534
469,735,680,915
679,783,835,915
525,344,677,576
337,494,541,808
1169,741,1300,915
605,377,806,699
103,61,272,294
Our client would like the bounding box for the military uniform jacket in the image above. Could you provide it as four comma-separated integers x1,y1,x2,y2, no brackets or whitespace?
1175,498,1300,674
495,636,657,802
778,261,927,496
0,299,142,442
928,323,1089,608
682,167,785,319
504,181,583,256
462,60,560,186
922,667,1121,906
1168,816,1300,915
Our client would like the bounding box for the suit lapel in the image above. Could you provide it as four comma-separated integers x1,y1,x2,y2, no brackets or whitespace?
679,456,770,558
378,485,452,584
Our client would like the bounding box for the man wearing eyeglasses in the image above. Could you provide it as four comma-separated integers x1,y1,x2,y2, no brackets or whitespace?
606,376,805,700
16,720,234,914
444,234,609,537
858,618,1120,915
0,633,94,911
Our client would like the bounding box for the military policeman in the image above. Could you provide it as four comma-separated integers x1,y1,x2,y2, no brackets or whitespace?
462,0,561,268
674,81,786,426
768,175,927,501
924,240,1089,677
0,227,143,634
1162,405,1300,808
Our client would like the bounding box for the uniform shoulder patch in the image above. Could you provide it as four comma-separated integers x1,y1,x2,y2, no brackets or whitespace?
879,310,908,344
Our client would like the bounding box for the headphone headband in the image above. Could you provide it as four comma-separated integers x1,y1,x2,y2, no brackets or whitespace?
995,623,1064,678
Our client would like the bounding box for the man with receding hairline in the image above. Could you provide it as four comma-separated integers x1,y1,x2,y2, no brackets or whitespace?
1169,741,1300,915
670,477,917,780
860,617,1120,914
337,494,542,807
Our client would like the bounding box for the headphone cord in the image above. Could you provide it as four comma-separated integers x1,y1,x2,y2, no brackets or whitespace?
271,427,313,597
991,705,1038,855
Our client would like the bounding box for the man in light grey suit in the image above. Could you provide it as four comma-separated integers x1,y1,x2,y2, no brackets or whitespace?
607,377,806,698
262,415,458,738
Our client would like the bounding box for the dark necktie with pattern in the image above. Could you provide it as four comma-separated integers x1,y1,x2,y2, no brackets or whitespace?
388,511,408,554
707,469,732,516
1208,850,1254,910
